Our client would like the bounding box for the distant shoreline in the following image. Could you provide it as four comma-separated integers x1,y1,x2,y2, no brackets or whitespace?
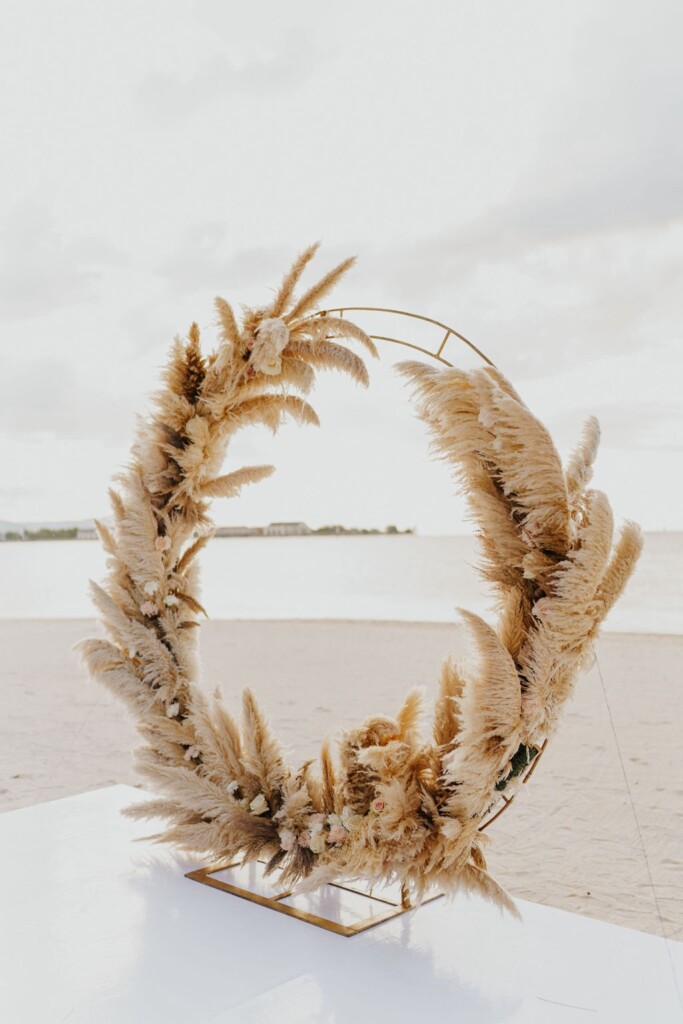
0,523,416,541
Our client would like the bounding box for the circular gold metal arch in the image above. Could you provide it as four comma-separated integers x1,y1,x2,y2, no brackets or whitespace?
314,306,498,370
306,304,547,832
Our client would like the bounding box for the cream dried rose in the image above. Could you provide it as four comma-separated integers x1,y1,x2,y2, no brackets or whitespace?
279,828,296,852
251,317,290,376
309,830,327,854
249,793,269,815
341,805,364,832
327,824,348,846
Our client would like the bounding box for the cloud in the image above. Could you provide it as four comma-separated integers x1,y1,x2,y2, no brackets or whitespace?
0,201,129,322
366,217,682,385
134,31,330,125
548,403,683,455
0,486,40,500
361,3,683,380
155,226,289,295
0,355,138,443
153,231,362,309
117,300,184,359
467,3,683,249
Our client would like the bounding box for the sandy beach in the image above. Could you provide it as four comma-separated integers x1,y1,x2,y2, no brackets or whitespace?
1,618,681,942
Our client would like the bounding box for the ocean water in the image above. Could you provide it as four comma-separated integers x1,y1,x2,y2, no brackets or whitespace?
0,532,680,633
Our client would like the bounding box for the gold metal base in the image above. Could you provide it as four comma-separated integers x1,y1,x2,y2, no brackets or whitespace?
186,860,443,937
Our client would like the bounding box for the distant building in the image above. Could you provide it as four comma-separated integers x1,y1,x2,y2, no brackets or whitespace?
214,526,264,538
264,521,312,537
77,526,97,540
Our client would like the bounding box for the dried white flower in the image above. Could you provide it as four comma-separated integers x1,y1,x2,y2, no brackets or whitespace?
341,806,364,832
251,317,290,376
143,580,159,595
249,793,269,815
279,828,296,852
327,824,348,846
166,702,180,718
226,780,240,795
164,594,180,607
309,830,327,854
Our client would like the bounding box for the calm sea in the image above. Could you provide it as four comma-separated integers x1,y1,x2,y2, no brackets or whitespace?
0,532,679,634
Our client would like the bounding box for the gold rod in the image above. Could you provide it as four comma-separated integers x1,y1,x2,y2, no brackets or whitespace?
186,866,441,936
329,880,402,908
522,738,549,784
316,306,497,368
478,800,510,833
436,329,451,356
369,334,453,366
478,740,549,832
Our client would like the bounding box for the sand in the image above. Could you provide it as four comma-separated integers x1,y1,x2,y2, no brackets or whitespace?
1,618,681,941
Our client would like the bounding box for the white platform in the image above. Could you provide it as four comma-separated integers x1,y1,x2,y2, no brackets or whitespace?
0,786,681,1023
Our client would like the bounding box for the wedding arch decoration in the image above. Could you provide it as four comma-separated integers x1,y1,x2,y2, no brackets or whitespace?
77,243,642,917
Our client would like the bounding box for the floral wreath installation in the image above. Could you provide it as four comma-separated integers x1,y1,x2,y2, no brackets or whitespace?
77,244,642,915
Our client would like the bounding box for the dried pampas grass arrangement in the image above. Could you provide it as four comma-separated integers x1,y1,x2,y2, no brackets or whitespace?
76,244,642,913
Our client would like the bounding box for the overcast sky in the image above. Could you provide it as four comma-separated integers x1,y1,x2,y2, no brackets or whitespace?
1,0,681,534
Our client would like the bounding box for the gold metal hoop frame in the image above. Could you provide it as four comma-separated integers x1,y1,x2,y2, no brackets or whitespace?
305,305,548,832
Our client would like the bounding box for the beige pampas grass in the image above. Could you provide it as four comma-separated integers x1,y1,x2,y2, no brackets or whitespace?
76,246,642,913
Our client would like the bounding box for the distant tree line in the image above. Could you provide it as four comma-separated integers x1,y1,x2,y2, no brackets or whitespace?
3,528,78,541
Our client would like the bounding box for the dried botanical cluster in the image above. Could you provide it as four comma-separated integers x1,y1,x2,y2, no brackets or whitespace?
77,245,642,912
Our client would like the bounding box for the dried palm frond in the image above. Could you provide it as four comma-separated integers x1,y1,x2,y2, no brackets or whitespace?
285,256,357,322
565,415,601,505
433,656,465,750
268,241,320,317
199,464,275,499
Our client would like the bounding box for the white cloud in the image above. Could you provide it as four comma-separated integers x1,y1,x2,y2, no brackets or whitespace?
0,201,128,322
155,228,290,294
135,28,331,124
